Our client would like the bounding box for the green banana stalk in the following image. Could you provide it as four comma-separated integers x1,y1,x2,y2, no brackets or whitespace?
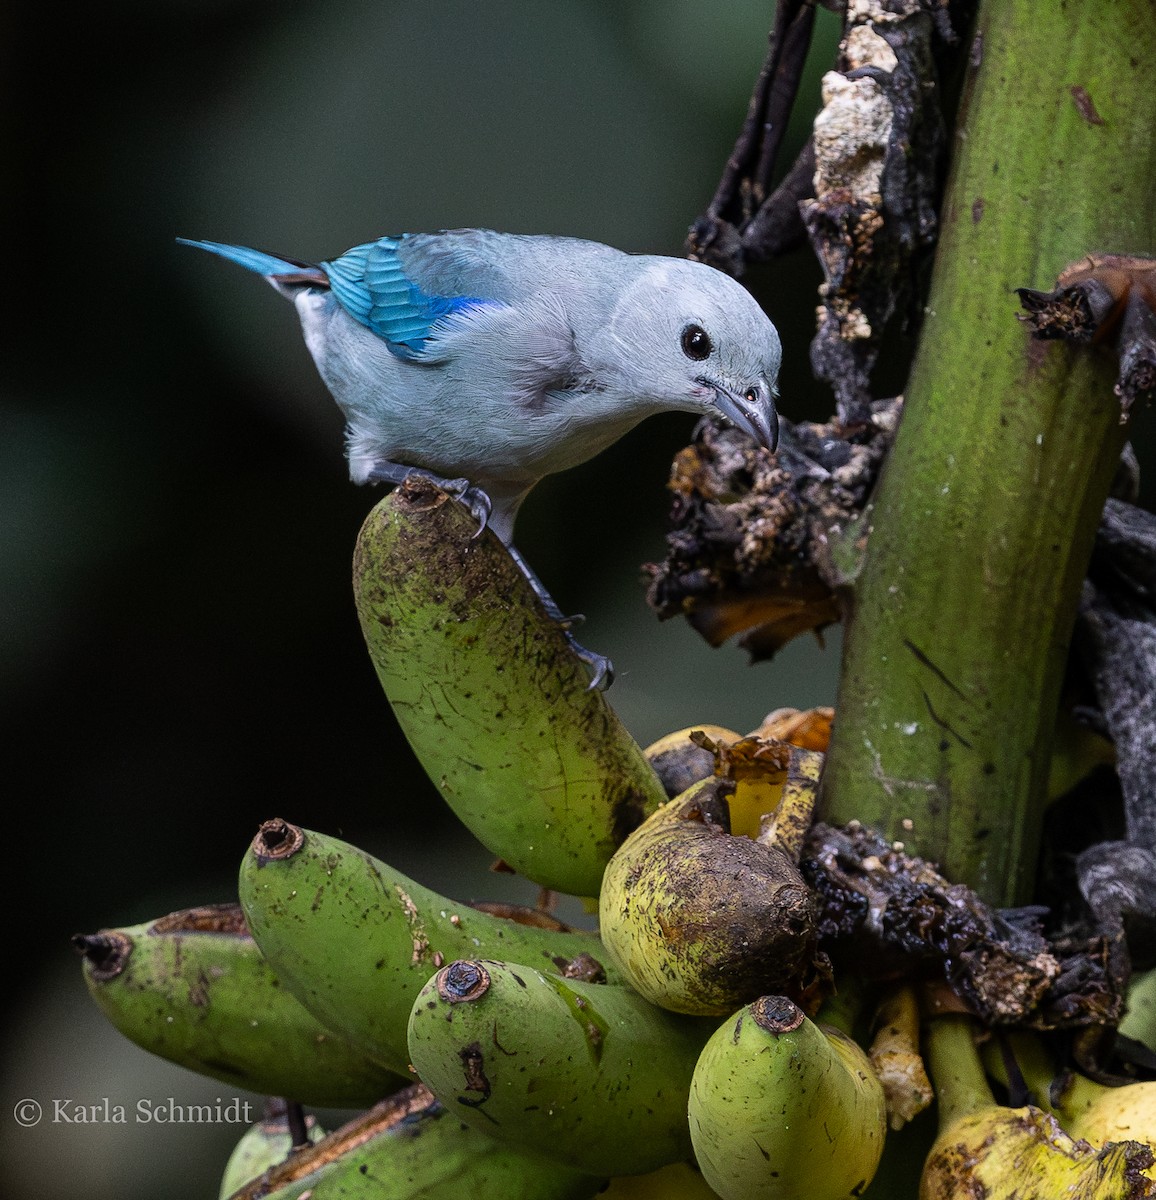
406,958,712,1177
218,1102,325,1200
920,1014,1153,1199
238,820,623,1077
353,480,667,898
74,903,401,1107
223,1083,602,1200
598,770,820,1015
687,994,887,1200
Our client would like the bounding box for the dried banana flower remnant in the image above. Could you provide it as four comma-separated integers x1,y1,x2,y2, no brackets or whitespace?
1017,254,1156,417
646,402,899,660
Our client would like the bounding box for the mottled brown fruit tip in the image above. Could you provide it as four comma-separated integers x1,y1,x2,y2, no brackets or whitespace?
252,818,305,863
72,930,133,983
437,960,491,1004
396,473,453,515
751,994,805,1035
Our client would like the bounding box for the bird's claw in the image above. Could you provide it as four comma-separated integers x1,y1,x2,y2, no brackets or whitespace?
565,633,614,691
435,477,492,538
504,543,612,689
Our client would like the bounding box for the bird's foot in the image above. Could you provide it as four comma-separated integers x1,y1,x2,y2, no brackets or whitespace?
506,543,613,691
431,476,492,538
366,462,492,537
566,635,615,691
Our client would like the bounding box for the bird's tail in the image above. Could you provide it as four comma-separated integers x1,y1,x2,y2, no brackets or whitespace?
177,238,326,285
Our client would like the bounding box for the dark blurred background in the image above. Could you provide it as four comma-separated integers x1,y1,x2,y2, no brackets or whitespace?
28,1,1156,1194
1,3,853,1195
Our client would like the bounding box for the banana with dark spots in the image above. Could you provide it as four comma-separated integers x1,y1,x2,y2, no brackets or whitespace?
238,820,621,1076
407,959,713,1177
74,903,402,1108
353,481,667,898
599,770,822,1016
688,995,887,1200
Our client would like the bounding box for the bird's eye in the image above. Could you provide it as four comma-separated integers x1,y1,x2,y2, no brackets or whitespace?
744,386,759,404
680,324,713,361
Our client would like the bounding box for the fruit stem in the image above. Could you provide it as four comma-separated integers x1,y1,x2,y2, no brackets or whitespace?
924,1014,993,1134
820,0,1154,905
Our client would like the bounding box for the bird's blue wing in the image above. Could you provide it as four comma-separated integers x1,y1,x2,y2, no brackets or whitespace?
322,237,491,361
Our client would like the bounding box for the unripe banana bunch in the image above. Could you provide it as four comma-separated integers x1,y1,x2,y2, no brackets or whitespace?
74,903,401,1107
238,820,623,1076
599,744,827,1015
688,994,887,1200
76,482,862,1195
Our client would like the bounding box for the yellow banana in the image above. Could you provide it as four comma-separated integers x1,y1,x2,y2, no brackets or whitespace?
643,725,741,799
921,1014,1153,1199
983,1028,1156,1167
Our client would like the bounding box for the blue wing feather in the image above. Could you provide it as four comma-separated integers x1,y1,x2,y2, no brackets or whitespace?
323,236,490,360
180,234,494,361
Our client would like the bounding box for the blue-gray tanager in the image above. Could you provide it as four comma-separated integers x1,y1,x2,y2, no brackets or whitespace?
179,230,782,687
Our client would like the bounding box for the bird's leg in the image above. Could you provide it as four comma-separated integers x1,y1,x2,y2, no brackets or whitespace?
365,461,492,536
506,544,615,692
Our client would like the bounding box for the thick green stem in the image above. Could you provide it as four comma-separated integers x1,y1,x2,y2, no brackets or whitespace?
822,1,1155,905
924,1015,993,1134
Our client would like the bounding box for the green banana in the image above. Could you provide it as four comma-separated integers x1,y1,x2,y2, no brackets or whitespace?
920,1014,1153,1199
687,995,887,1200
219,1102,325,1199
74,903,401,1107
353,480,667,898
223,1083,602,1200
238,820,623,1077
1120,967,1156,1052
406,958,712,1176
598,771,821,1015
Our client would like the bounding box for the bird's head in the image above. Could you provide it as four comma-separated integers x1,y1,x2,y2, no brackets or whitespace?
594,258,782,452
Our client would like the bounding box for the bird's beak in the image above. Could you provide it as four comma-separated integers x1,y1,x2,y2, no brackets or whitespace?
707,382,779,453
